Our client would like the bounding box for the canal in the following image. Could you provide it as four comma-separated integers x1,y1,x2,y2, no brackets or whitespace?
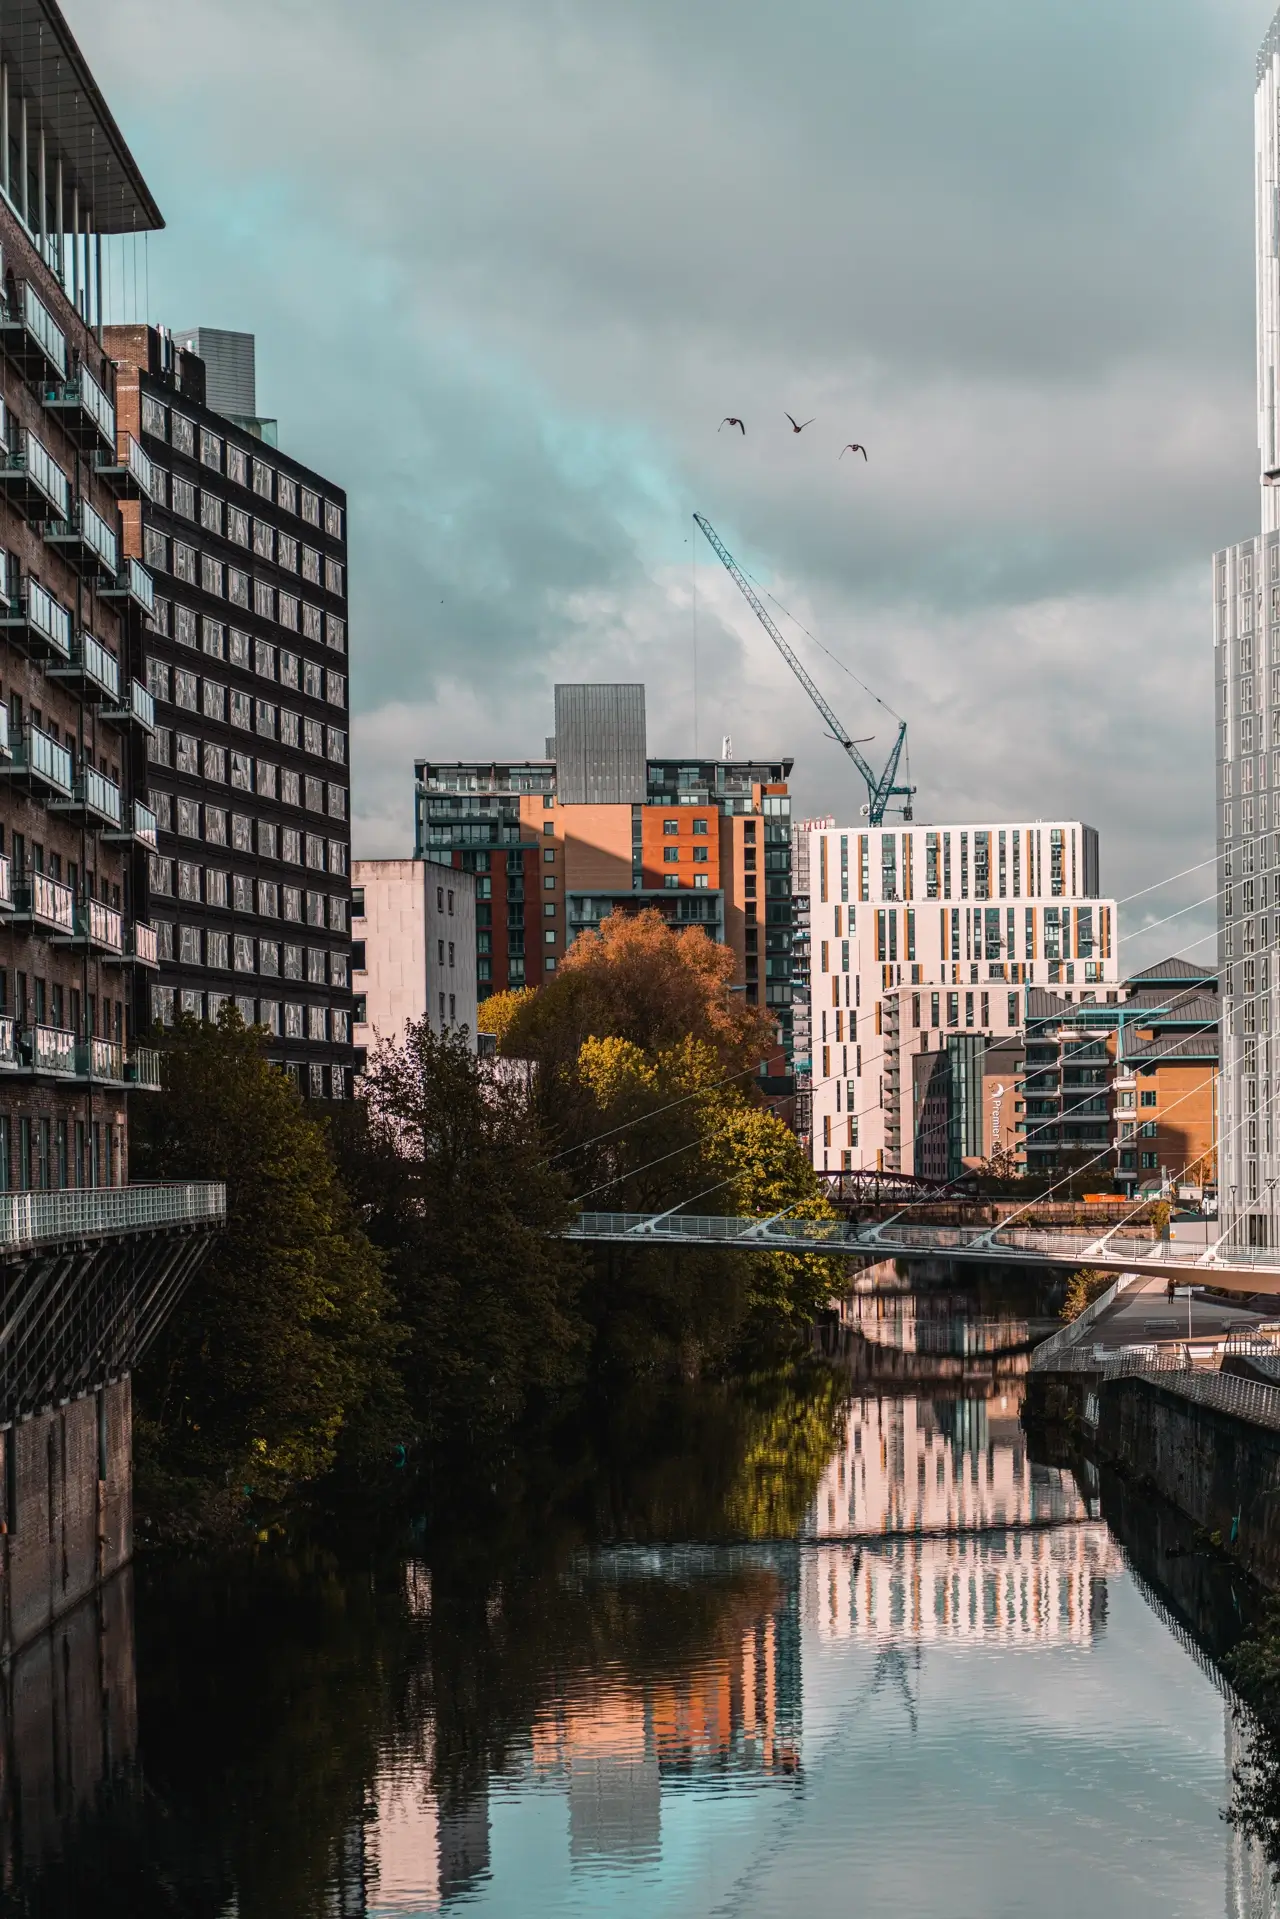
5,1263,1280,1917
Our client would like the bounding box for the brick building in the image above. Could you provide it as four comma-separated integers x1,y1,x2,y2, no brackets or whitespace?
415,684,796,1062
101,324,354,1098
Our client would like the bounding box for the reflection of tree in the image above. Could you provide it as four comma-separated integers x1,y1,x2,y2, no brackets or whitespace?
1225,1705,1280,1882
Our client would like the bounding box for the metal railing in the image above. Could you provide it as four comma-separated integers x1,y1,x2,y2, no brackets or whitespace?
15,871,74,932
1028,1273,1139,1372
26,1025,75,1074
78,363,115,444
12,723,73,792
75,629,120,699
25,579,71,657
0,1182,225,1249
79,898,123,951
76,496,118,572
132,920,159,966
72,766,123,827
128,1047,162,1090
22,428,69,518
21,283,66,377
77,1038,125,1081
1110,1364,1280,1433
0,1017,16,1066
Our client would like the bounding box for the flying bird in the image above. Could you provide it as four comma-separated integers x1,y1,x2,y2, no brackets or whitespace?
719,417,745,434
786,413,814,433
841,443,868,460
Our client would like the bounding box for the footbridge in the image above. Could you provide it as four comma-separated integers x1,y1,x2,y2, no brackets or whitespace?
566,1211,1280,1295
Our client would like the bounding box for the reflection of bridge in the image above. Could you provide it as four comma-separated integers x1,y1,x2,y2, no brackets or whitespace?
566,1212,1280,1291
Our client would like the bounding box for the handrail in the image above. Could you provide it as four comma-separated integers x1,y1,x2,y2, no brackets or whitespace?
0,1182,225,1249
1028,1272,1139,1372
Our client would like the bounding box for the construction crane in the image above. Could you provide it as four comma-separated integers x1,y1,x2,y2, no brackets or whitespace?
694,512,915,823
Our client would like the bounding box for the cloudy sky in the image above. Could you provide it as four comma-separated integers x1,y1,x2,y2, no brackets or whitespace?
77,0,1270,969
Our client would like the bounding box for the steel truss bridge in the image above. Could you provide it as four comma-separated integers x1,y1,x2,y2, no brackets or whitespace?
566,1211,1280,1289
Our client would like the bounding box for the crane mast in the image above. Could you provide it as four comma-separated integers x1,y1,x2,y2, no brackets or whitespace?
693,512,915,824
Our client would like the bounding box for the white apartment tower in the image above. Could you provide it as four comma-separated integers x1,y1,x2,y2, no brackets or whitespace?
1214,13,1280,1248
808,820,1119,1174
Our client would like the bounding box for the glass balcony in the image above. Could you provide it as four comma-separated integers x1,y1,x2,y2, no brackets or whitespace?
0,1016,16,1068
0,578,73,662
24,1024,75,1076
76,1037,126,1083
102,676,155,735
93,432,153,499
45,496,119,578
50,765,123,828
0,854,11,909
0,282,67,378
14,871,74,933
68,899,124,954
0,429,70,521
0,706,9,760
2,724,74,797
48,628,121,702
101,555,154,613
127,1046,162,1090
42,362,115,453
102,800,160,850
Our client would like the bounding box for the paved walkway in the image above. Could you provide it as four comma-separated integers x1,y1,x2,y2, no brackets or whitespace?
1083,1272,1274,1361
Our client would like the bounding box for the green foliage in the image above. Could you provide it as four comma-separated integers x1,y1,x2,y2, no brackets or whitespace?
131,1012,401,1528
337,1019,585,1448
1059,1267,1112,1323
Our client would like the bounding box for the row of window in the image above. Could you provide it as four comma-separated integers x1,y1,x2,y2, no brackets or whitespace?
148,856,347,929
149,794,345,868
150,596,345,658
148,719,346,778
163,478,336,577
147,647,344,709
147,666,345,742
142,396,343,538
144,532,344,616
152,919,348,987
150,776,343,834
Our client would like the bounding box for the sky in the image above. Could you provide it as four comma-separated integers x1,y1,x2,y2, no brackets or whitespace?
72,0,1274,972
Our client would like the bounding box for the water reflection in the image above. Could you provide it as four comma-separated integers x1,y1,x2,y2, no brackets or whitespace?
7,1277,1280,1917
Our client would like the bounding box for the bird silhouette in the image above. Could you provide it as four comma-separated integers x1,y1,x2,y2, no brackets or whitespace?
719,417,745,434
841,443,868,460
786,413,814,433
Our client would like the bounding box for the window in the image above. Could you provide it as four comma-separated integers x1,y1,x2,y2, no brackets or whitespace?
143,526,168,571
176,734,199,775
232,814,253,853
663,819,679,836
176,604,198,649
302,489,321,527
326,727,346,764
278,475,298,516
143,395,167,439
172,476,196,520
179,925,201,964
1140,1088,1157,1107
280,710,300,748
256,700,276,738
200,491,223,535
228,568,250,608
327,615,346,653
304,718,324,755
177,798,200,838
203,741,227,783
259,881,279,918
230,690,253,730
233,875,253,911
308,1005,327,1041
230,628,251,669
279,650,300,690
231,751,253,791
254,580,275,621
328,841,347,876
325,558,344,597
178,861,201,902
171,413,195,457
693,847,708,863
278,593,299,631
693,818,708,835
205,806,227,845
228,505,250,546
202,618,226,659
302,604,322,643
285,1003,304,1038
253,521,275,562
227,445,247,488
206,870,229,909
306,833,326,869
305,776,325,810
283,830,302,865
1141,1151,1158,1171
282,771,301,806
1139,1120,1157,1139
258,821,278,859
174,543,197,585
202,680,225,721
146,657,170,703
327,783,346,819
200,428,222,470
664,847,679,863
255,639,277,680
304,660,323,700
325,500,343,539
252,458,274,501
234,935,256,973
257,761,278,800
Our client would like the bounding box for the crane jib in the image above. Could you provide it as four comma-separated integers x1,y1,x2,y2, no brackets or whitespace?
692,513,915,824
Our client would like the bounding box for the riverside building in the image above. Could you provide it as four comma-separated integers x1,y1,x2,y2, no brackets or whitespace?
806,819,1119,1173
417,684,797,1066
102,324,354,1099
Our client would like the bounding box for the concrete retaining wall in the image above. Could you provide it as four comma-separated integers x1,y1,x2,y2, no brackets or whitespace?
0,1380,131,1655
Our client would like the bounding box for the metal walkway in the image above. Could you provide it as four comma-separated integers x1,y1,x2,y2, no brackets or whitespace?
566,1211,1280,1287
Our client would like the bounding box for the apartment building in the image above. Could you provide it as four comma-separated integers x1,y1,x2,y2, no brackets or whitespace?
351,858,478,1053
806,819,1120,1172
1022,958,1218,1193
0,20,171,1187
416,684,796,1062
101,325,354,1099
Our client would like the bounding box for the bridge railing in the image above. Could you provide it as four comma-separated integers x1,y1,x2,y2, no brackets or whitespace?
1028,1272,1139,1373
0,1182,225,1250
1109,1363,1280,1433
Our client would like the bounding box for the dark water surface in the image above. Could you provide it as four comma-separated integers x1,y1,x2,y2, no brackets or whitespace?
6,1263,1280,1917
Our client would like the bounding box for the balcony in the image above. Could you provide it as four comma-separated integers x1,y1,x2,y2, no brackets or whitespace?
44,496,119,581
101,800,159,851
0,1017,16,1069
0,429,70,521
93,433,153,499
0,725,74,799
75,1038,126,1085
103,920,159,971
47,629,121,703
50,766,123,830
101,555,155,614
61,899,124,956
13,872,74,934
0,282,67,379
127,1047,162,1090
0,854,12,910
101,676,155,736
22,1025,75,1077
42,363,115,453
0,1182,225,1251
0,579,72,662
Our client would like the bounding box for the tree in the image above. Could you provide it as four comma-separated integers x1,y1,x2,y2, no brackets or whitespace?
130,1011,401,1529
339,1019,585,1448
476,986,535,1049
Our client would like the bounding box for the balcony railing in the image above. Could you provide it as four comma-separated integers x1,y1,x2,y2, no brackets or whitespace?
102,555,154,613
14,871,74,932
46,496,119,577
1,578,74,662
48,628,120,702
0,854,11,909
0,1017,15,1067
0,430,70,521
50,765,123,828
43,363,115,452
102,676,155,735
73,899,124,954
102,799,159,850
0,282,67,379
76,1037,125,1083
94,432,153,499
0,1182,225,1250
24,1024,76,1075
133,920,159,967
127,1047,162,1090
7,724,74,796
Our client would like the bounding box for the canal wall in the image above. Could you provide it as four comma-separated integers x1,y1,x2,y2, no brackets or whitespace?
0,1379,131,1656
